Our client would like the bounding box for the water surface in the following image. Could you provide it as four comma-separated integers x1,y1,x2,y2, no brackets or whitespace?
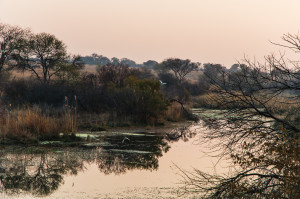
0,122,230,198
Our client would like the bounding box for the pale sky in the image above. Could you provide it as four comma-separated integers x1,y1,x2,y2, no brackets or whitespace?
1,0,300,66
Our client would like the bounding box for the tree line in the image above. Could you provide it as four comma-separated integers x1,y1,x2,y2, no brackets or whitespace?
81,53,159,69
0,22,211,135
1,22,299,197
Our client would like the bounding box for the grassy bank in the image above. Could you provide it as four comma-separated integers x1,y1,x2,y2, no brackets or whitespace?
0,101,189,144
0,107,77,143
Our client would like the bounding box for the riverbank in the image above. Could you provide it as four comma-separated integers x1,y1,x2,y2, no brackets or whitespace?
0,102,197,143
0,118,194,147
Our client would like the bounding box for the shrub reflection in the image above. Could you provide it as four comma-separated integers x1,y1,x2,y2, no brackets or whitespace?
0,132,174,196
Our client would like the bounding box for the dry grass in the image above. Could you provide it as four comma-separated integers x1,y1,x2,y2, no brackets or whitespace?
84,65,98,73
76,112,110,129
10,65,97,80
192,91,300,119
10,70,34,79
165,103,184,121
0,107,77,142
263,95,300,120
191,93,221,108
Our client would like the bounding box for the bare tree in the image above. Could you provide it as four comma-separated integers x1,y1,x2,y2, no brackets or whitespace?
180,35,300,198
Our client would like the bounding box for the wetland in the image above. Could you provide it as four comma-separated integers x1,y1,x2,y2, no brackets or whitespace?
0,119,230,199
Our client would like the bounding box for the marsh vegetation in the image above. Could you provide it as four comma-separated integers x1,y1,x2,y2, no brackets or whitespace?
0,22,299,198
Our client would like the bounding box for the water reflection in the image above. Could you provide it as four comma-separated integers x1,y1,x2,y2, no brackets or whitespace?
165,126,197,142
0,148,86,196
96,133,170,175
0,130,192,197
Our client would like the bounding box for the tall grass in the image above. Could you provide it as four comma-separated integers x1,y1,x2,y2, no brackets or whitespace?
165,103,184,122
76,112,110,129
191,93,221,109
0,107,77,142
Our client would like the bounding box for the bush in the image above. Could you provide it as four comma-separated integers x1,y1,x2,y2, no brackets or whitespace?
97,64,139,88
3,79,72,107
124,76,169,124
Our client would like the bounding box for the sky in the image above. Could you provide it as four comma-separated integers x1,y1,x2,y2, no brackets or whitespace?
1,0,300,67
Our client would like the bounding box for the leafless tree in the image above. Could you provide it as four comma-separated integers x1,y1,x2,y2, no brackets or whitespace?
180,35,300,198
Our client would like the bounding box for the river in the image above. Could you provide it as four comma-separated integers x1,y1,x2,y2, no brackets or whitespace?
0,121,231,199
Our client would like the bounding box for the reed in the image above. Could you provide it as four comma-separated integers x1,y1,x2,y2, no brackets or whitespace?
191,93,221,108
165,102,184,122
0,107,77,142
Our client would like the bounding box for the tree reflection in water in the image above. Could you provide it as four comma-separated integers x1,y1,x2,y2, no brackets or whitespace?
0,148,86,196
96,133,171,175
0,129,197,197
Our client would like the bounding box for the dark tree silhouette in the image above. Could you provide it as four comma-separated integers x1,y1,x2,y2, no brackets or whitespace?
97,63,139,88
0,23,30,72
13,33,81,84
181,35,300,198
143,60,158,69
160,58,199,84
81,53,111,66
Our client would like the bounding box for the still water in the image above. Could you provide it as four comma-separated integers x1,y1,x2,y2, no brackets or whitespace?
0,122,231,198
